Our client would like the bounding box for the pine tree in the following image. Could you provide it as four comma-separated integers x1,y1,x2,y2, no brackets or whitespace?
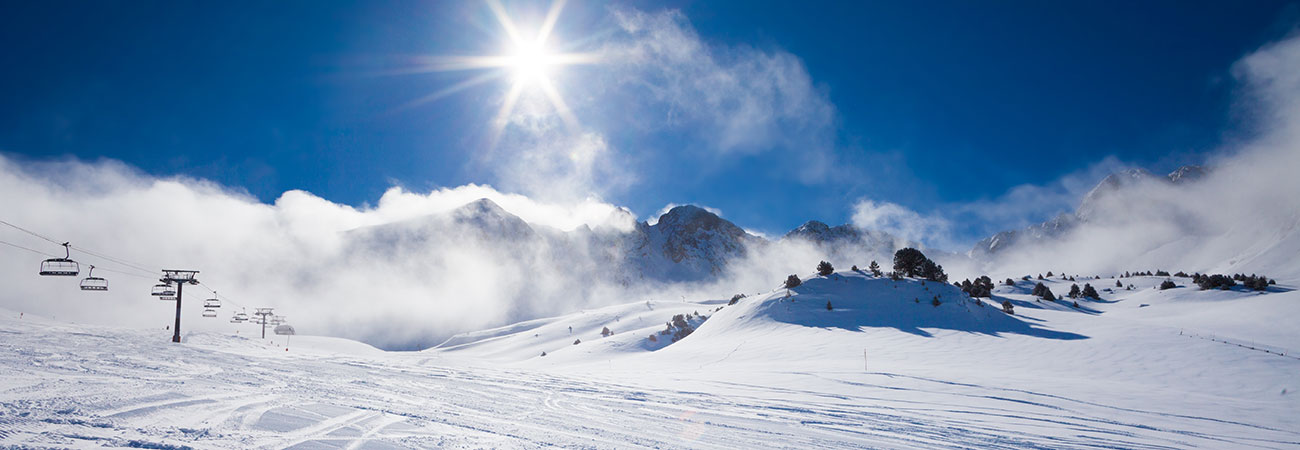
785,274,802,288
826,301,833,311
868,260,882,277
1068,284,1081,299
817,261,834,276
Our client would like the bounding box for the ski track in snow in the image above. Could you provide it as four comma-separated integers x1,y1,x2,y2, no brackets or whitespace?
2,275,1299,449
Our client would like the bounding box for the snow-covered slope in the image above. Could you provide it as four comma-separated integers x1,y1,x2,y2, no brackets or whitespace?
4,270,1298,448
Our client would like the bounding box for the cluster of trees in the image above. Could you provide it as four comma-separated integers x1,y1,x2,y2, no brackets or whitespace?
958,276,995,298
652,313,701,343
1032,282,1056,301
1120,270,1167,277
1192,273,1275,291
1065,283,1100,299
1160,280,1177,290
893,248,947,282
728,293,745,305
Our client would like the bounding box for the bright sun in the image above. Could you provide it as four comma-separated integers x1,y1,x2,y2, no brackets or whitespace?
405,0,597,140
507,40,554,84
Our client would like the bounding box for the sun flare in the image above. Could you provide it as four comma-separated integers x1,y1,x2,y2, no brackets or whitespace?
406,0,597,140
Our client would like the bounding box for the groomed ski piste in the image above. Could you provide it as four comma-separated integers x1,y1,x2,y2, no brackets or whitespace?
2,271,1298,449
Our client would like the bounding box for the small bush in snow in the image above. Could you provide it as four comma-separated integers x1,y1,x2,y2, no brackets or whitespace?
573,339,581,345
1159,280,1177,290
785,274,802,288
826,301,833,311
729,294,745,305
1115,280,1123,288
601,326,613,337
851,265,859,272
648,334,657,342
931,296,941,307
1005,278,1016,286
817,261,834,276
541,351,547,357
1001,300,1014,314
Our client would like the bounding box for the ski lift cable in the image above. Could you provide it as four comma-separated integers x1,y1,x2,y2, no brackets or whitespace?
195,281,258,311
66,244,158,275
1,218,158,276
2,218,280,318
3,233,154,279
0,238,59,257
0,219,63,245
91,266,156,280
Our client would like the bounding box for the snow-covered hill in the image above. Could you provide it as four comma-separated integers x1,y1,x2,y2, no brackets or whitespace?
3,268,1299,448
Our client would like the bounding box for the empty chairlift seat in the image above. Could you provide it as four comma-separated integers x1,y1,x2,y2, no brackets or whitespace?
79,265,108,291
203,298,221,308
39,242,79,276
151,283,176,297
202,309,217,318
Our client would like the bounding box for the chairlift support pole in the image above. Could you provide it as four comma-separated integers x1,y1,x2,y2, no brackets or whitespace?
161,270,200,343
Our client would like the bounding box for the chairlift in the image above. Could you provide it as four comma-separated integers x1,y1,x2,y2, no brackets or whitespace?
230,311,248,323
151,282,176,297
202,308,217,318
203,296,221,308
160,296,177,301
274,324,295,335
39,242,79,276
79,265,108,291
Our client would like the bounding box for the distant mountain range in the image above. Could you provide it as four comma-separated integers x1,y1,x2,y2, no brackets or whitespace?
343,198,914,285
970,165,1208,259
340,162,1287,286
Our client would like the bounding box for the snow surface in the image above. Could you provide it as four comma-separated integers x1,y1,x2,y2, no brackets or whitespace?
2,272,1298,448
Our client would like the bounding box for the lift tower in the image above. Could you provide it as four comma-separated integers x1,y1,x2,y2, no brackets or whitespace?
162,270,200,343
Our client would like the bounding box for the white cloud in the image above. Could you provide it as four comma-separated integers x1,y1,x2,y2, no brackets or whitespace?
0,156,644,349
964,32,1300,280
850,199,950,250
595,6,843,184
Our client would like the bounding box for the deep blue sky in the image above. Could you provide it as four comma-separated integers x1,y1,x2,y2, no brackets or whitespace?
2,0,1297,241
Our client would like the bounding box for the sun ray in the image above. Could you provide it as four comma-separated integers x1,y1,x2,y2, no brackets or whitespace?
537,75,579,131
486,0,525,45
536,0,567,45
391,70,506,114
488,81,526,148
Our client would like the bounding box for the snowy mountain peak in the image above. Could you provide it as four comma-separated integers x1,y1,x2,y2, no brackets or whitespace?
1167,165,1207,184
449,198,537,239
783,220,859,243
